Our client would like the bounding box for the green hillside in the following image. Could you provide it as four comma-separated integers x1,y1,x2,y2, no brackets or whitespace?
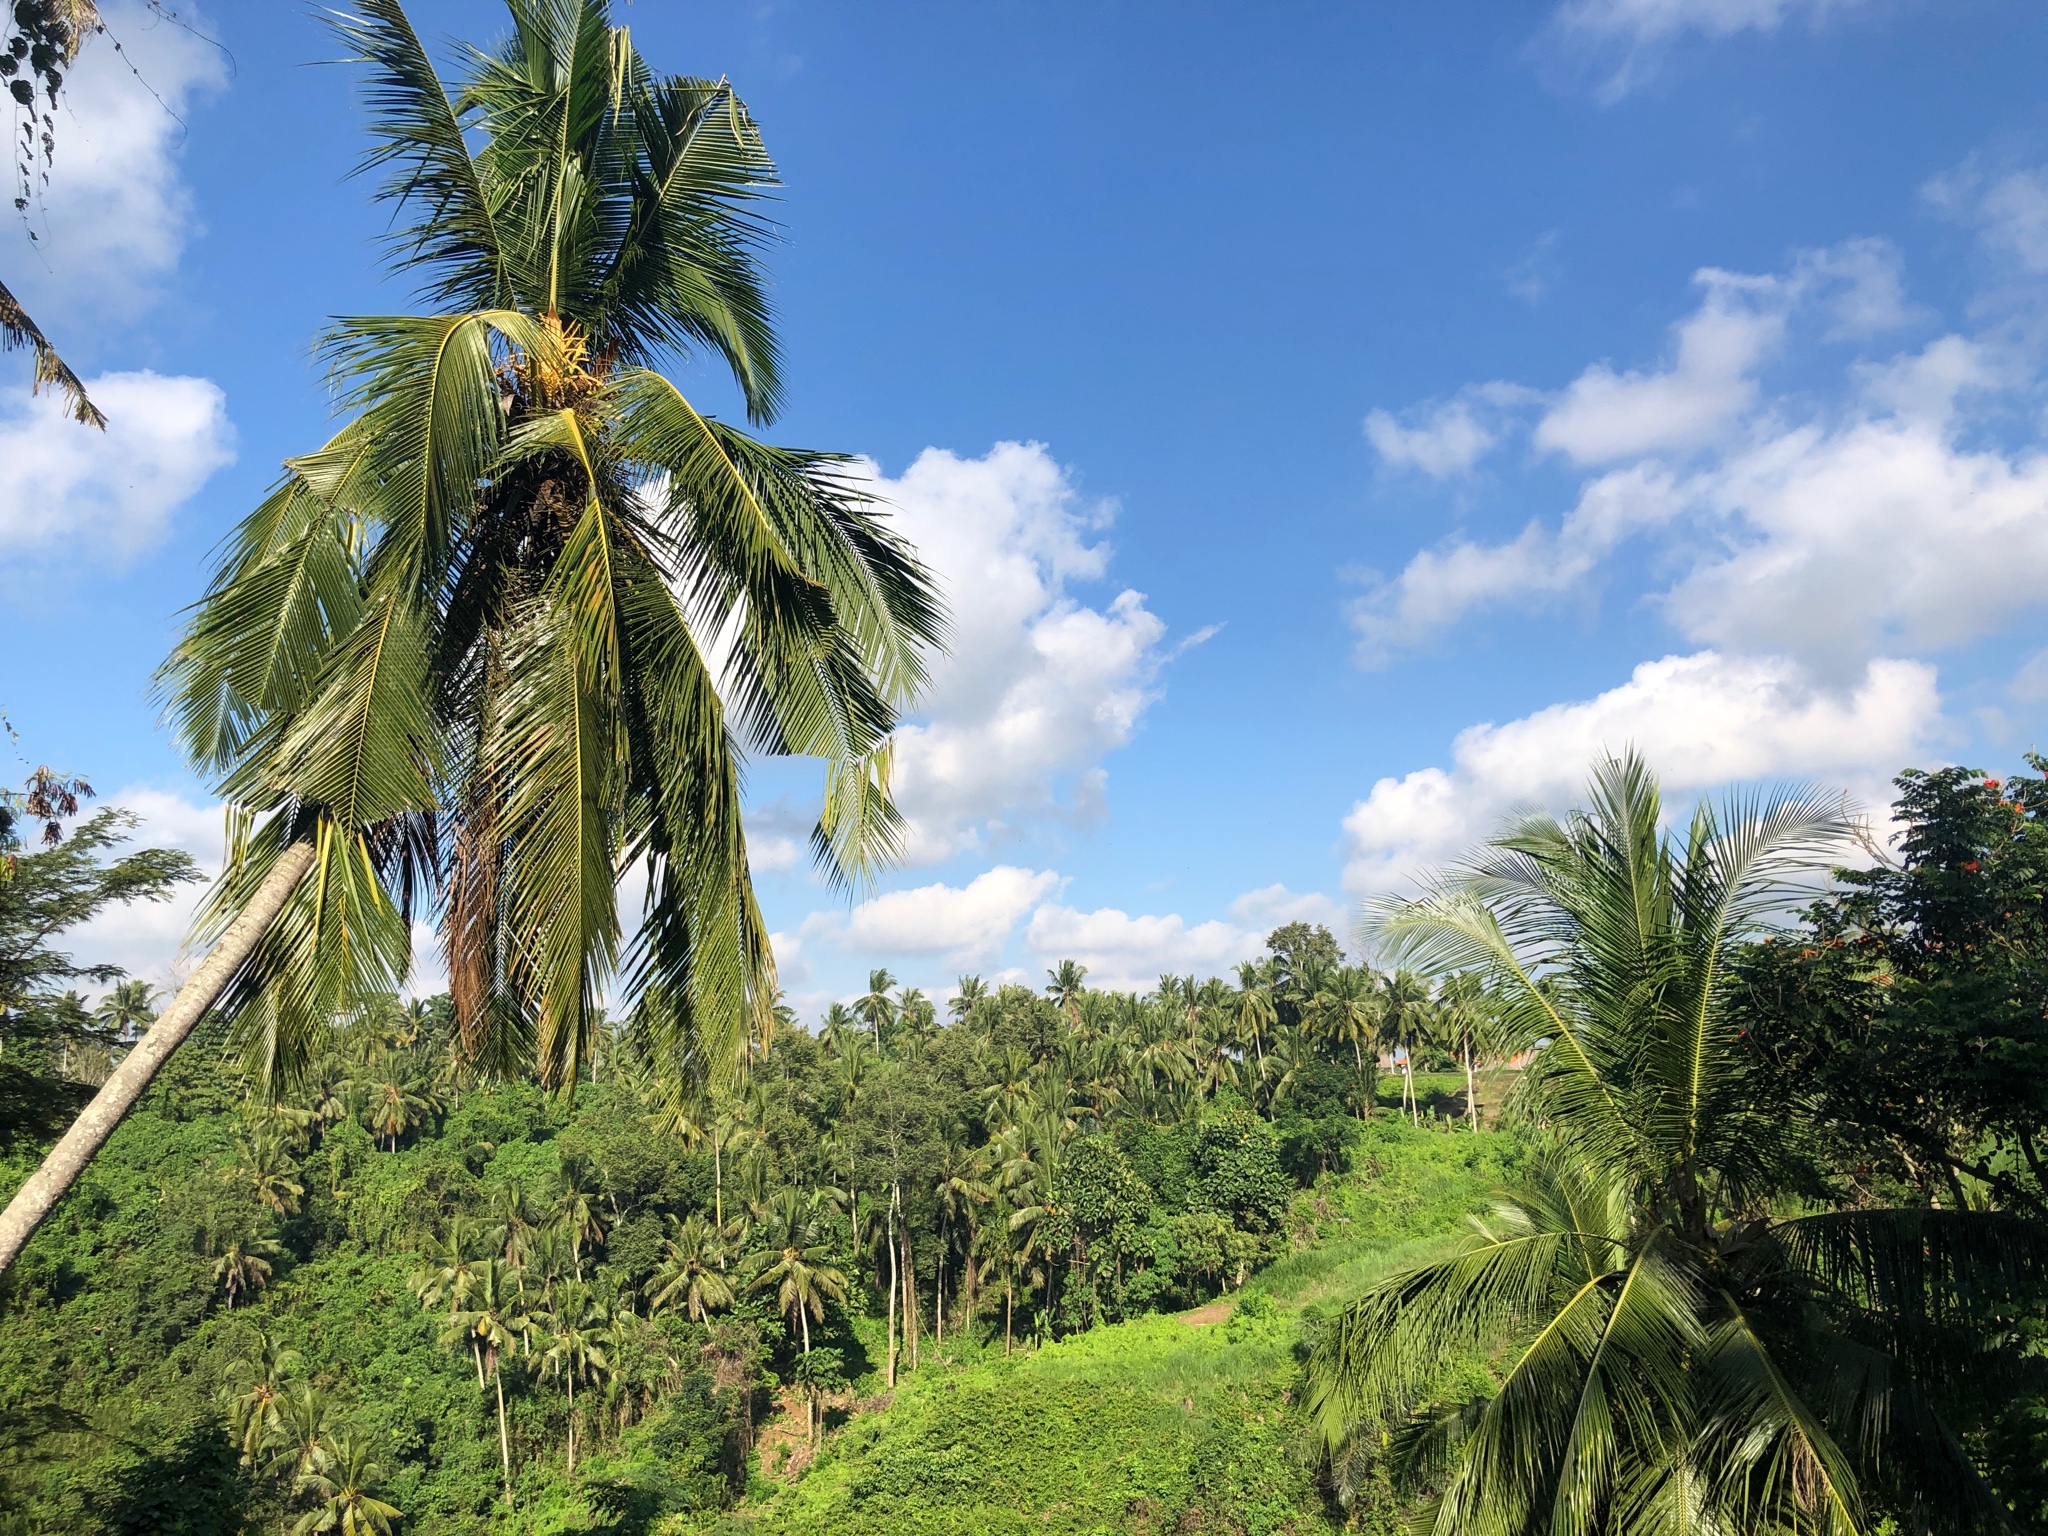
700,1122,1516,1536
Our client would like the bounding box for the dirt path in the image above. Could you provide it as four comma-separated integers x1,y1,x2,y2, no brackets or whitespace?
1177,1299,1233,1327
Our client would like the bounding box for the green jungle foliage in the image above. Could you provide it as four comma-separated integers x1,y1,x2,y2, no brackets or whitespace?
5,762,2048,1534
0,807,1515,1536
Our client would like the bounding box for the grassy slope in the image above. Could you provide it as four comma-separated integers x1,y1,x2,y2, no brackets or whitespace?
693,1119,1520,1536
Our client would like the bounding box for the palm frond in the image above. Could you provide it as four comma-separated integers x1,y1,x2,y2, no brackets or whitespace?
0,276,103,428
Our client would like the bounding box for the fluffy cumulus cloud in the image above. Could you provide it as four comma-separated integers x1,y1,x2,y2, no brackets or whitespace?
8,1,229,321
794,873,1347,996
1022,903,1265,995
0,371,234,564
1346,240,2045,673
1343,650,1940,893
861,442,1194,863
806,866,1064,965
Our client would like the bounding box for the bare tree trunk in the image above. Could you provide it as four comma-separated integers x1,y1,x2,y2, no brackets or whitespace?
1464,1047,1478,1131
885,1189,899,1388
902,1223,919,1371
495,1369,513,1505
1004,1275,1013,1355
0,841,316,1276
567,1372,576,1476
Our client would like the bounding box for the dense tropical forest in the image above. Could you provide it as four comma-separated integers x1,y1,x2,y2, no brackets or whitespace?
4,1,2048,1533
4,759,2048,1532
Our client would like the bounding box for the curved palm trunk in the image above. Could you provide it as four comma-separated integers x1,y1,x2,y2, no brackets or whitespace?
0,842,316,1276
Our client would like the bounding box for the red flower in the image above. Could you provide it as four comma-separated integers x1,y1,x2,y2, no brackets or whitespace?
1984,779,2002,790
1962,861,1982,873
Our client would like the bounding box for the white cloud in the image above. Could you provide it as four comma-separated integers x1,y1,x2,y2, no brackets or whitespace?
1023,903,1263,995
1364,383,1542,479
66,785,224,995
1554,0,1865,44
1349,463,1678,664
1545,0,1870,101
1923,160,2048,273
806,865,1062,964
1342,650,1940,893
1662,349,2048,673
1227,883,1349,934
8,1,228,323
1347,248,2040,673
865,443,1192,862
1535,268,1788,464
0,371,234,564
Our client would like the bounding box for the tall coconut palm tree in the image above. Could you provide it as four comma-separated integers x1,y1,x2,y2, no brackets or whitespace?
540,1280,611,1474
441,1257,531,1505
1232,960,1276,1072
226,1133,306,1217
0,0,939,1278
1378,969,1432,1125
1307,753,2048,1536
745,1187,847,1354
949,973,988,1023
267,1382,338,1486
856,969,897,1048
1045,960,1088,1029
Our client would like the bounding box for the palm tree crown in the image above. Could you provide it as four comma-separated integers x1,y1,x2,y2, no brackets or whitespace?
1307,753,2047,1535
157,0,942,1110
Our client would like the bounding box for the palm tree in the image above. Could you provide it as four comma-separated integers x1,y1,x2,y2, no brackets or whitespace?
646,1212,734,1322
222,1328,303,1465
1231,960,1276,1072
745,1187,848,1354
541,1281,611,1475
488,1180,547,1266
0,0,939,1279
1312,964,1380,1117
949,974,988,1023
931,1136,991,1346
1377,969,1431,1124
898,986,938,1050
1433,971,1492,1131
92,979,157,1045
226,1134,306,1217
856,969,898,1049
442,1257,531,1505
290,1425,402,1535
1306,753,2046,1535
409,1215,487,1322
214,1234,281,1308
267,1382,337,1486
1045,960,1088,1029
359,1065,439,1150
552,1173,608,1281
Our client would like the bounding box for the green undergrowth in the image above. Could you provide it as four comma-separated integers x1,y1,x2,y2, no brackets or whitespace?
692,1118,1517,1536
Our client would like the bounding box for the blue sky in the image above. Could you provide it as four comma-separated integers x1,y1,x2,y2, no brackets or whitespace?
5,0,2048,1014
